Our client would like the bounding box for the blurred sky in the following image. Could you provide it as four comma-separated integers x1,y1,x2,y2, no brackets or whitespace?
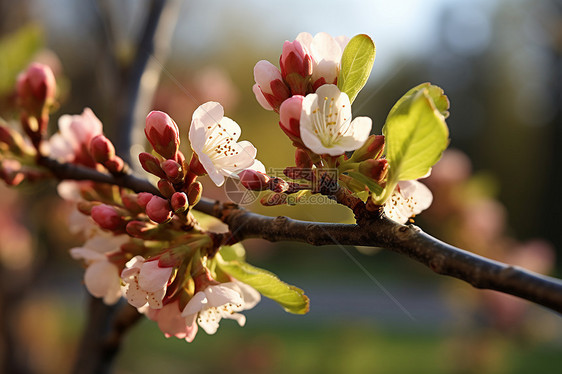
35,0,499,81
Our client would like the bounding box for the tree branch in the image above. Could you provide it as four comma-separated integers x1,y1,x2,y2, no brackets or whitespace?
41,159,562,315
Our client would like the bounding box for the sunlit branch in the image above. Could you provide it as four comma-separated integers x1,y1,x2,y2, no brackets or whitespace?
41,157,562,315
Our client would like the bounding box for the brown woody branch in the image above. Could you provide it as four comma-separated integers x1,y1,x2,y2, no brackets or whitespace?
41,158,562,315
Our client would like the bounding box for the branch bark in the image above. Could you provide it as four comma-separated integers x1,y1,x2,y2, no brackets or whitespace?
44,159,562,315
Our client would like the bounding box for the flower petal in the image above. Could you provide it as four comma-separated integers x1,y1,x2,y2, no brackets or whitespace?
197,151,226,186
197,307,221,335
138,260,172,292
181,291,208,316
84,261,120,301
252,83,273,111
205,284,243,308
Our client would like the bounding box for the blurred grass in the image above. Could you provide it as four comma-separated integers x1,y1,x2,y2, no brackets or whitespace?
113,317,562,374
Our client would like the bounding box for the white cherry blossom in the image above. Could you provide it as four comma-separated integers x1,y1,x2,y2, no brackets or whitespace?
296,32,350,87
189,102,264,187
70,230,129,305
49,108,103,163
121,256,174,309
181,280,260,335
300,84,372,156
383,180,433,224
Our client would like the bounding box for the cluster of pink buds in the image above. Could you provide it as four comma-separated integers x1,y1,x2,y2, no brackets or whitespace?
253,32,349,113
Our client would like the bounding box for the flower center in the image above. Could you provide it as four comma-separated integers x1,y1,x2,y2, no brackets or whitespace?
203,122,240,161
311,96,350,148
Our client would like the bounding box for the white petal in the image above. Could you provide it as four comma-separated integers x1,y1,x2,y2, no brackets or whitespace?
84,232,128,253
123,256,144,271
181,291,208,316
191,102,224,130
252,83,273,111
300,124,332,155
197,308,221,335
335,35,350,51
311,32,341,63
295,32,313,52
205,284,243,308
224,312,246,327
147,287,166,309
234,281,261,310
123,281,149,308
214,140,257,175
253,60,282,95
214,116,242,142
138,260,172,292
336,117,372,151
70,247,104,262
313,60,339,84
197,151,225,186
315,84,346,103
384,181,433,224
84,261,119,299
247,159,266,174
102,282,122,305
399,180,433,212
49,133,74,161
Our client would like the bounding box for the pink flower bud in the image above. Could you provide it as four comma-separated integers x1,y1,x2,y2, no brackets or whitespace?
126,220,159,239
351,135,385,162
280,41,312,95
161,159,182,180
358,159,389,183
239,169,270,191
77,201,99,215
137,192,154,208
146,196,172,223
279,95,304,140
139,152,166,178
188,154,206,176
104,156,124,174
145,111,180,160
253,60,290,111
121,192,143,214
91,204,125,230
17,63,56,112
187,181,202,207
89,134,115,163
171,192,189,213
158,179,175,199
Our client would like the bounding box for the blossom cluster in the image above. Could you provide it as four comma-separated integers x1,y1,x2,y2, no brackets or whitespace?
0,31,450,342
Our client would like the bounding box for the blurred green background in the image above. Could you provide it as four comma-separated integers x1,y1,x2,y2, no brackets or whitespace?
1,0,562,373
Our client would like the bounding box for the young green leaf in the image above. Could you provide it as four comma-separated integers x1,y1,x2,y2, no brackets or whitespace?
345,171,384,195
387,82,449,119
337,34,375,103
383,87,449,183
217,256,309,314
218,244,246,262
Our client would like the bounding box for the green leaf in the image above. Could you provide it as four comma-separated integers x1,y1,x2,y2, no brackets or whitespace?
388,82,449,119
217,257,309,314
0,24,43,95
383,87,449,182
218,244,246,262
345,171,383,195
337,34,375,103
